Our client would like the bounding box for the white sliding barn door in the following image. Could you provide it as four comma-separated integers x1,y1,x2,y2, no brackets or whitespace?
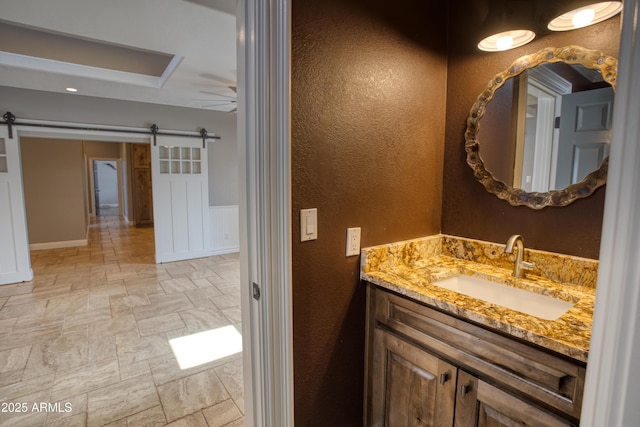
0,128,33,285
151,137,211,263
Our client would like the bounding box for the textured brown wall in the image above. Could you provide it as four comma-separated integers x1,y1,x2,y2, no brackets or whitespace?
442,16,621,259
291,0,447,424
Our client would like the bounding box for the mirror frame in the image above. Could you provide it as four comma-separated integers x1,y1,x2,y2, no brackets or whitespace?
465,45,617,209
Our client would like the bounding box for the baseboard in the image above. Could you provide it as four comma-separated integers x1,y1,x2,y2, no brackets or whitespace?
210,246,240,256
29,239,88,251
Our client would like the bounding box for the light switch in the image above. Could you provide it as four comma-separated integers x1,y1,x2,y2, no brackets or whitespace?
300,208,318,242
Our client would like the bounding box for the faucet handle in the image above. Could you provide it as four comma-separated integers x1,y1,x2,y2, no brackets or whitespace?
521,260,535,271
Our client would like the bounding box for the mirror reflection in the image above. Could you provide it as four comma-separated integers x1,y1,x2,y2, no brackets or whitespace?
465,46,617,209
479,62,614,193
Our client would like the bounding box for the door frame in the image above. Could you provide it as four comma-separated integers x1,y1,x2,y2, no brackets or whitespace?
581,1,640,425
237,0,293,425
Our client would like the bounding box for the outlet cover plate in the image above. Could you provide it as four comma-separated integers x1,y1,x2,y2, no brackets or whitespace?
346,227,361,256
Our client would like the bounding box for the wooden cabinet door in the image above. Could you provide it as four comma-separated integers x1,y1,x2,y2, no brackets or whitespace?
132,144,153,226
454,370,575,427
369,327,456,427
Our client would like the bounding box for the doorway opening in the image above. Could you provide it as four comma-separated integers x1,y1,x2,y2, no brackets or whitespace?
92,159,120,217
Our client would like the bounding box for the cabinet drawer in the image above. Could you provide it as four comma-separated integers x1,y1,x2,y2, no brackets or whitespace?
373,287,585,421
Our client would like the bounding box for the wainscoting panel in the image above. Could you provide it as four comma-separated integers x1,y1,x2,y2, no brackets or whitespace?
210,205,240,255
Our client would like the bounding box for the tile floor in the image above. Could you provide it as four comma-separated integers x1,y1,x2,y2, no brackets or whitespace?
0,216,245,426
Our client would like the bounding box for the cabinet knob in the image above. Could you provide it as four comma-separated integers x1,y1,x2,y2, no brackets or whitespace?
439,372,450,384
461,383,472,397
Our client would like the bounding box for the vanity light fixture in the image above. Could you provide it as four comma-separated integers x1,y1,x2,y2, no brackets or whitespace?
548,1,623,31
478,29,536,52
65,87,78,92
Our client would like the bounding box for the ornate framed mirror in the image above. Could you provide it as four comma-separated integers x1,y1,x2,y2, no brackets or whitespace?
465,46,617,209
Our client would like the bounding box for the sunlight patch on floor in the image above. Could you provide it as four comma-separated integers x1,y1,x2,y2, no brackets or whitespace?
169,325,243,370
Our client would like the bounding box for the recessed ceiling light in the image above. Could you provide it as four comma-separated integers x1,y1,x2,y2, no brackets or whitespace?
65,87,78,92
548,1,623,31
478,30,536,52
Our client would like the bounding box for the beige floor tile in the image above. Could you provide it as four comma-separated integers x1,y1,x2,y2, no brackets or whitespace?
0,316,17,331
137,313,186,337
157,369,230,423
201,399,243,427
24,330,88,379
118,359,151,382
52,359,120,400
214,358,244,413
116,334,172,366
221,307,242,325
42,293,90,319
45,392,88,424
122,405,166,426
0,369,24,388
165,411,208,427
87,374,159,427
0,217,244,426
0,373,55,401
0,345,31,374
108,294,150,315
183,287,223,308
13,313,65,333
46,413,87,427
159,277,198,294
0,399,48,427
5,284,74,307
88,334,117,363
63,308,112,330
149,351,239,388
122,278,166,296
88,313,138,338
178,307,230,333
0,300,48,320
133,293,195,321
210,294,240,311
0,325,63,352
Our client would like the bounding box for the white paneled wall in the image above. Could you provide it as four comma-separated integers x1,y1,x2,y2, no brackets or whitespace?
210,205,240,254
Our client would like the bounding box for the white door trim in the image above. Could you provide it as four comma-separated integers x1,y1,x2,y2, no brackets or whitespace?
238,0,294,425
581,1,640,425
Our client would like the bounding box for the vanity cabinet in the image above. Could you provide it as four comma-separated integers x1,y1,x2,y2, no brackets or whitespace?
370,327,456,426
454,371,572,427
364,284,585,427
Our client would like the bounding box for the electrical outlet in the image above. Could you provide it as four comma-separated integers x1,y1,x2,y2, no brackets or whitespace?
346,227,361,256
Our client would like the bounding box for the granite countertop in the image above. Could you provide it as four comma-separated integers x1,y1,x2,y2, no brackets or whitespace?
361,235,597,363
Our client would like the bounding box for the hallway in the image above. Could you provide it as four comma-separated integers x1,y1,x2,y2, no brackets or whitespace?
0,217,244,426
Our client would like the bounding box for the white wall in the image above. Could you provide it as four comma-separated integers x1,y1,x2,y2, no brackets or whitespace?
95,161,118,206
210,205,240,254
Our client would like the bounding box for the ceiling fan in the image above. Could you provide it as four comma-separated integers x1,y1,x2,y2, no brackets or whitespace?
193,86,237,112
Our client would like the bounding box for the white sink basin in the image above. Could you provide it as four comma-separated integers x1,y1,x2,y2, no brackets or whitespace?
432,275,575,321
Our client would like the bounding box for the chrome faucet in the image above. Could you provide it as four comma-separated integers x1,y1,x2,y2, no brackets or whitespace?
504,235,535,278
